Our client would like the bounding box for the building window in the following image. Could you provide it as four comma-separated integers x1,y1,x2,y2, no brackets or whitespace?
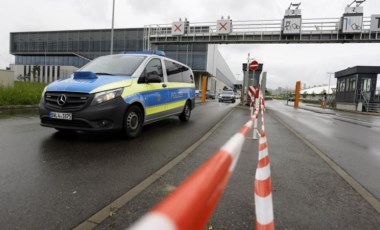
338,79,346,92
348,78,356,92
361,78,371,92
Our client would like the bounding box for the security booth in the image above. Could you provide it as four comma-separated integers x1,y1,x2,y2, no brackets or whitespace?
242,63,263,104
335,66,380,112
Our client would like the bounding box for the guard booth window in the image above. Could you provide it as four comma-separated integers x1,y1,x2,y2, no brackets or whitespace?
348,78,356,92
338,79,346,92
361,78,371,92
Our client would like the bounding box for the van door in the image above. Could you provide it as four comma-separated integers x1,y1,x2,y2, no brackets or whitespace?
164,60,190,114
140,58,169,121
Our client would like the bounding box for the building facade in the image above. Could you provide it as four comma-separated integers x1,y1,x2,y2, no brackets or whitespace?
10,28,237,90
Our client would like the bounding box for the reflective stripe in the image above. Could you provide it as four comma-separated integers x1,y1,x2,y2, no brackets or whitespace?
47,76,132,93
90,79,133,93
146,104,167,115
167,100,186,111
129,212,177,230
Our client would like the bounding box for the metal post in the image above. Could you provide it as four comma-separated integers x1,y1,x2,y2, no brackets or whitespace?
294,81,301,108
110,0,115,55
243,53,250,105
201,75,207,104
327,72,334,95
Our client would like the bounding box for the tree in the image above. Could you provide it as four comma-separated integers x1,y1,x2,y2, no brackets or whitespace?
32,65,41,79
302,91,308,99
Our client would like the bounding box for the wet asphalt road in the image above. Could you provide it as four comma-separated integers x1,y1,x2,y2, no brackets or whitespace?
2,100,380,229
0,101,235,229
266,100,380,200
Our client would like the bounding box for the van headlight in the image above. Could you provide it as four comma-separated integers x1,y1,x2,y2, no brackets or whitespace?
91,88,123,105
40,87,47,103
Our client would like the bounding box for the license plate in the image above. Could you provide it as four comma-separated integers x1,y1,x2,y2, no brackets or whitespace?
49,112,72,120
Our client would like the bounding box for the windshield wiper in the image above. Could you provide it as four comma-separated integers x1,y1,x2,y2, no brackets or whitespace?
95,72,114,76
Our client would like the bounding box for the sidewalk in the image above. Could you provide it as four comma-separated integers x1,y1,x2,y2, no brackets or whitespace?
287,101,380,116
95,106,380,229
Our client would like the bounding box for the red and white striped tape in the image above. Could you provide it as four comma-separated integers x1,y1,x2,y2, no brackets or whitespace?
254,96,274,230
129,108,260,230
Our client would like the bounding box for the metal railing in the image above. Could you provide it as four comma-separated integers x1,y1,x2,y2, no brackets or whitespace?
143,17,379,48
357,90,379,113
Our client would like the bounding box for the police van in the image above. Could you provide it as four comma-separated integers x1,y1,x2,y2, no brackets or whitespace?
39,51,195,137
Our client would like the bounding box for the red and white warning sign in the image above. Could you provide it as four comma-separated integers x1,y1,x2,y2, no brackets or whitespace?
248,86,259,99
172,21,185,35
216,19,232,34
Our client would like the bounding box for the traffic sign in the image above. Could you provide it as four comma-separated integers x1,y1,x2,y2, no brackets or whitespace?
216,19,232,34
249,60,259,71
248,85,259,99
172,21,185,35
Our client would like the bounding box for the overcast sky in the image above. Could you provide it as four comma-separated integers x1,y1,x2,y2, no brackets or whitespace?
1,0,380,89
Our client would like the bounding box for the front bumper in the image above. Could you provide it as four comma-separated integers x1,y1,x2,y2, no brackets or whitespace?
39,97,128,131
219,97,235,102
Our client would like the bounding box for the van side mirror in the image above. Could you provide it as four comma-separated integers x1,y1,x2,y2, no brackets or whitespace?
145,74,162,83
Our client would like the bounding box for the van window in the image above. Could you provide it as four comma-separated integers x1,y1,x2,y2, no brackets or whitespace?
182,69,194,83
143,58,163,78
165,60,184,83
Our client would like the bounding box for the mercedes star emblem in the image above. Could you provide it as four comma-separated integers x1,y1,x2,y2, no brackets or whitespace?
57,94,67,106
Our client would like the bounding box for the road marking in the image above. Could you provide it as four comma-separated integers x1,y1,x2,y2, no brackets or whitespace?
73,108,236,230
269,110,380,214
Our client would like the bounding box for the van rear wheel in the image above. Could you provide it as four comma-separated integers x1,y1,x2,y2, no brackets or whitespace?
179,101,191,122
124,105,143,138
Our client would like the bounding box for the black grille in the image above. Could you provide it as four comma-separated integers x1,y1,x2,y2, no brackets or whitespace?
41,117,92,128
44,92,92,111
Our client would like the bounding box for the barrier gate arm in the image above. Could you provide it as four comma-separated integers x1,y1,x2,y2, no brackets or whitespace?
129,107,260,230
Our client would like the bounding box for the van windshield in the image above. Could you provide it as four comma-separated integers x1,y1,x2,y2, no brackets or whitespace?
80,55,146,76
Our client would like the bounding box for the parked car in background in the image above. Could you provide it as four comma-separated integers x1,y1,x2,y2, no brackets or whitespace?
206,90,216,99
218,90,236,103
197,90,216,100
195,90,201,98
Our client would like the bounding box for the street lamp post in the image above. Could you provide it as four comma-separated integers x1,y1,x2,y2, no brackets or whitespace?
327,72,334,95
110,0,115,55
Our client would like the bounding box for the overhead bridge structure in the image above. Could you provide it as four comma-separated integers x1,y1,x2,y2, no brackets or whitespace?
144,17,380,49
144,2,380,49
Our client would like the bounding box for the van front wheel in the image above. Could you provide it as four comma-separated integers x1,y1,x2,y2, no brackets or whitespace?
124,105,143,138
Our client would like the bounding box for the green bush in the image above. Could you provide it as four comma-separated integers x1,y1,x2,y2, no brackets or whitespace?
0,82,46,106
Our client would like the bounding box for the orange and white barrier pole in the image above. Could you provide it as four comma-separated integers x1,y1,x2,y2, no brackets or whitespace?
129,113,259,230
252,87,260,140
254,96,274,230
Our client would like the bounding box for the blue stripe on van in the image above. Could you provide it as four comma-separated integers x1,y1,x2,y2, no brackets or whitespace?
124,88,194,107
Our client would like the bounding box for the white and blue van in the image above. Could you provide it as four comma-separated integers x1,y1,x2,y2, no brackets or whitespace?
39,51,195,137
